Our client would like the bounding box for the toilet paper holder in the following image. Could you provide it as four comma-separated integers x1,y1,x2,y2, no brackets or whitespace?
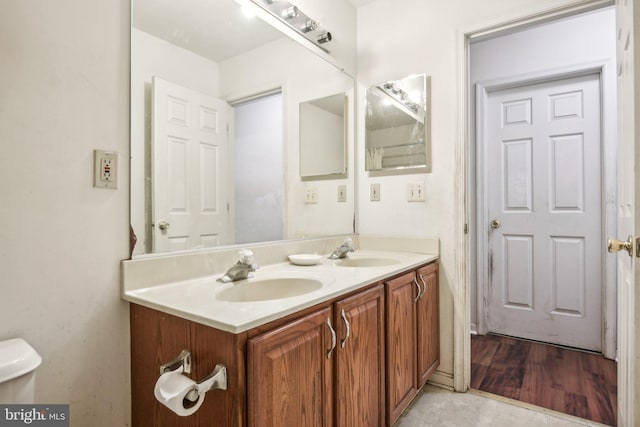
160,349,192,375
159,349,228,402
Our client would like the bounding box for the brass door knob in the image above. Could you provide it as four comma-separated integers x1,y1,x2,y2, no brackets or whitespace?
490,219,501,229
158,221,170,231
607,235,634,257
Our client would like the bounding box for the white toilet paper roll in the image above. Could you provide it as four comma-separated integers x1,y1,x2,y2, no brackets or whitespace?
154,371,205,416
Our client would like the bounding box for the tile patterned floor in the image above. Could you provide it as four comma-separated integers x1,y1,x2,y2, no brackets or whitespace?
395,385,610,427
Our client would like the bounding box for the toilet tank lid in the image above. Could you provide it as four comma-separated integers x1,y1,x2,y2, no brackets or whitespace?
0,338,42,383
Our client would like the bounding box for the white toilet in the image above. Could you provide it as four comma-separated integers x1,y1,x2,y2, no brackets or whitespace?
0,338,42,403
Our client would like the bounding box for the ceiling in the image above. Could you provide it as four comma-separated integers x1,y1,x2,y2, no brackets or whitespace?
348,0,377,7
134,0,376,63
133,0,284,62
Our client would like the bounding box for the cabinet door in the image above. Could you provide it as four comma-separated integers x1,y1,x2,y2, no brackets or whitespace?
335,285,385,427
417,262,439,387
385,271,419,425
248,306,334,427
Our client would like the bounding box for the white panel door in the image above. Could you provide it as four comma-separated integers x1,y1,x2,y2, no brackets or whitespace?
152,77,231,253
485,74,602,351
614,0,638,424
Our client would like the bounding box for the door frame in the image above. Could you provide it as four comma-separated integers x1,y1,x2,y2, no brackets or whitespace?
474,63,617,358
451,0,615,393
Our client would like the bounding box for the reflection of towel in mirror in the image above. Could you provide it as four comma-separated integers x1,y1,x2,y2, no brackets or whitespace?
366,148,384,170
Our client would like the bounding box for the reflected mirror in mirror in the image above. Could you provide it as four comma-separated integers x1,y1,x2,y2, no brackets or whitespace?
300,93,346,177
130,0,355,256
365,74,430,171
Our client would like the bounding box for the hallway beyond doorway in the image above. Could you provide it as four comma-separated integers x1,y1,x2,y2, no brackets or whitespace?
471,334,617,426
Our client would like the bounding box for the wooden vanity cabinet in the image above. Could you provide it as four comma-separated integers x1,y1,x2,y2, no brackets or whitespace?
130,304,249,427
247,285,385,427
416,263,439,387
129,262,437,427
247,306,334,427
385,263,440,426
334,285,385,427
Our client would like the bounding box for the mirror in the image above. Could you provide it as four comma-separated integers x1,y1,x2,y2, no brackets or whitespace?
300,93,346,177
365,74,430,171
130,0,355,256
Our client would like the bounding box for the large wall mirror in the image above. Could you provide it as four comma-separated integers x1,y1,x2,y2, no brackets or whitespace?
365,74,430,172
130,0,355,256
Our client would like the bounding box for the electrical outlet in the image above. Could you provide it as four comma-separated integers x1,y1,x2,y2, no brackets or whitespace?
337,185,347,202
370,183,380,201
305,186,318,204
94,150,118,189
407,182,426,202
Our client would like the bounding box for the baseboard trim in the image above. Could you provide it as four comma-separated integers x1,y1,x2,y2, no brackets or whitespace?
427,369,454,390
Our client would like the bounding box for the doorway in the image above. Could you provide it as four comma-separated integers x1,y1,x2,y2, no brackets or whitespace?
468,6,618,424
231,91,284,244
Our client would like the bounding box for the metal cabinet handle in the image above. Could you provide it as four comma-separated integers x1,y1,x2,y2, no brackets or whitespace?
326,318,336,359
413,278,422,302
419,274,427,299
340,309,351,349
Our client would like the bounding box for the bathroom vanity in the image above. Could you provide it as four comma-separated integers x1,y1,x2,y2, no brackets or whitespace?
123,240,439,427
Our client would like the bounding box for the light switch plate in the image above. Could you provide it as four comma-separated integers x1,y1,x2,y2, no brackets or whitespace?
94,150,118,189
370,183,380,201
337,185,347,202
304,186,318,204
407,182,425,202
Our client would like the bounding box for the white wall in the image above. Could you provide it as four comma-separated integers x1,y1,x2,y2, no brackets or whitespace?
130,29,220,255
468,7,617,330
356,0,603,384
0,0,131,425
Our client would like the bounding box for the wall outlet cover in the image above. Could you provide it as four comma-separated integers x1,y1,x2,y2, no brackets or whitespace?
94,150,118,189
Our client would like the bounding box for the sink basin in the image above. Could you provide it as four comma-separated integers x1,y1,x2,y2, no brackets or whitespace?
337,257,399,268
216,277,323,302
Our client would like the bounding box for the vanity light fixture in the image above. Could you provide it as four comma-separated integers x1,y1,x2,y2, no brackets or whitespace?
251,0,333,52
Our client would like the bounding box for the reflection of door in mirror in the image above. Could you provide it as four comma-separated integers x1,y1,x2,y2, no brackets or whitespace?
152,78,232,253
233,92,284,244
365,74,430,172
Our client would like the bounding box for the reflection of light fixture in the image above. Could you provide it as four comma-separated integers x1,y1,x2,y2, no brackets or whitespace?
300,20,317,33
317,32,332,44
281,6,298,19
380,81,421,113
250,0,333,52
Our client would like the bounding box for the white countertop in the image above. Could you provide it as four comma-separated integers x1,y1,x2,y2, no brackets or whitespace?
123,250,437,334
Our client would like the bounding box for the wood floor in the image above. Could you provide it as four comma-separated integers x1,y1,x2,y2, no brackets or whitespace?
471,334,617,426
